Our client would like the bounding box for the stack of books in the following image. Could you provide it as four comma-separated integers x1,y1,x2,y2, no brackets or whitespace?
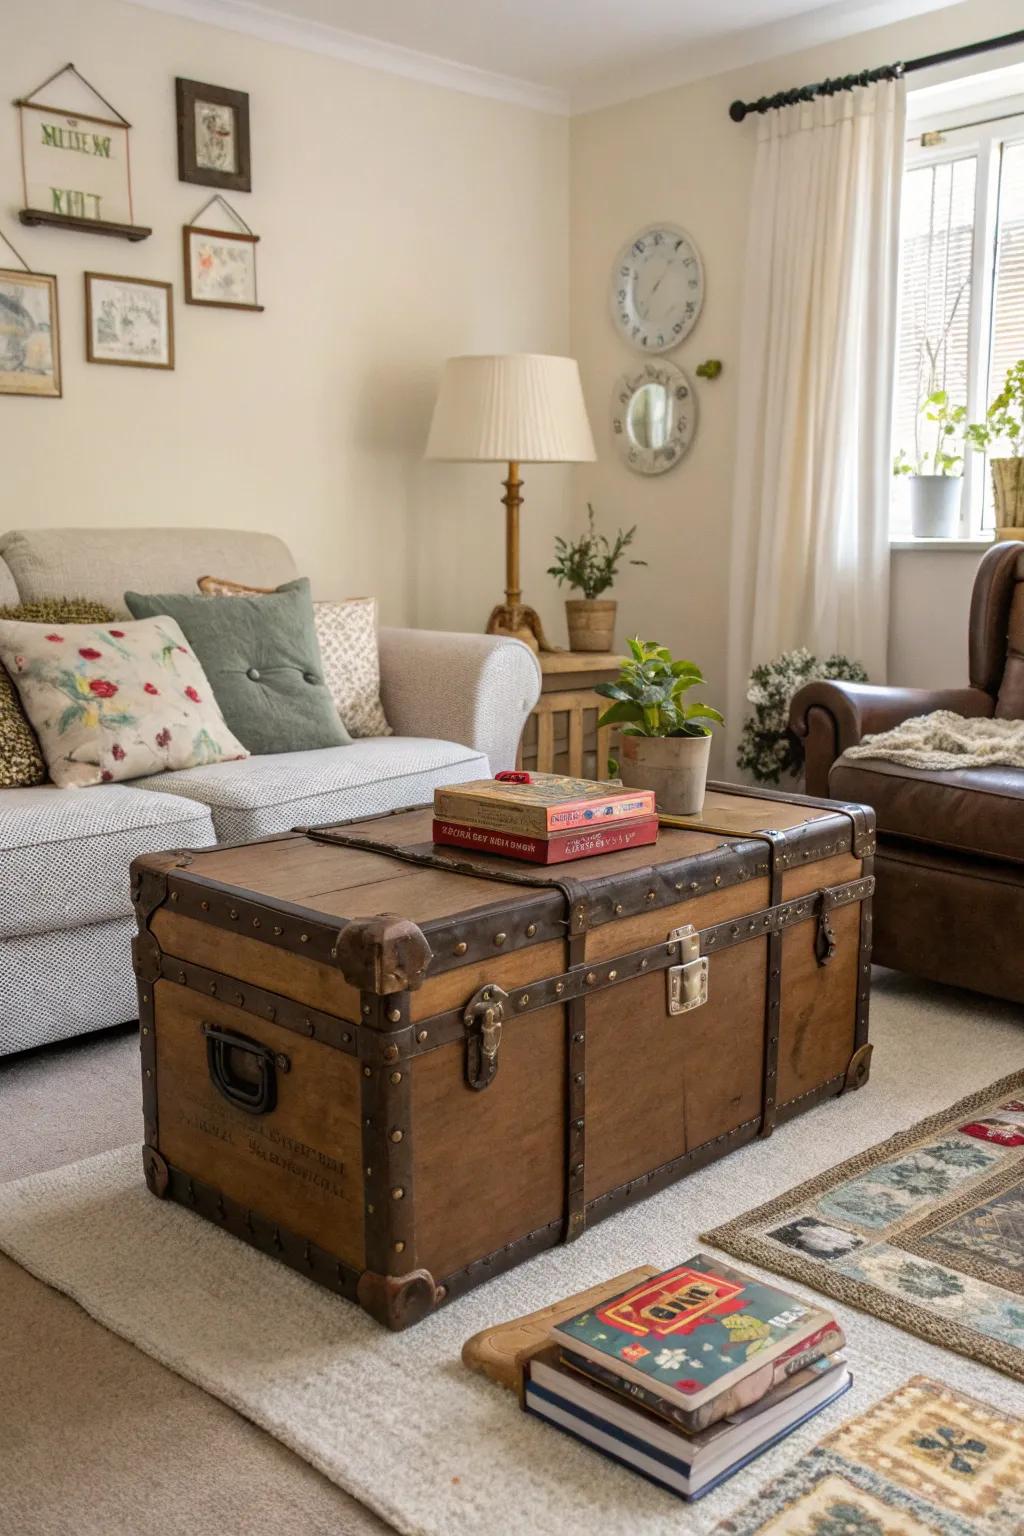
524,1255,850,1501
433,772,658,866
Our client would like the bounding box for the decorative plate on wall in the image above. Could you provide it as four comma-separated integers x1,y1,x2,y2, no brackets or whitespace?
612,359,697,475
610,223,704,352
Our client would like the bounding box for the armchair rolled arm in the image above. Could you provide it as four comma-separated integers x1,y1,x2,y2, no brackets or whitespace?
790,681,993,797
378,628,541,774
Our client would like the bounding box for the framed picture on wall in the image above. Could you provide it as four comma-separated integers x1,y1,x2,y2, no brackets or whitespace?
85,272,174,369
176,79,251,193
183,224,263,311
0,268,61,397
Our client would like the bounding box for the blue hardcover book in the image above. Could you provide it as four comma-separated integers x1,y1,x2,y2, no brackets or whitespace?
524,1352,851,1501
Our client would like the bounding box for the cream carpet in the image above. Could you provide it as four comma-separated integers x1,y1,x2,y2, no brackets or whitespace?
2,975,1024,1536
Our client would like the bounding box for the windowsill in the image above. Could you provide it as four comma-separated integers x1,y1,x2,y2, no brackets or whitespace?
889,536,995,552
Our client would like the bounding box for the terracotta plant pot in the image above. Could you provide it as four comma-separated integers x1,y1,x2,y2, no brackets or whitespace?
909,475,961,538
991,458,1024,538
617,732,711,816
565,598,616,652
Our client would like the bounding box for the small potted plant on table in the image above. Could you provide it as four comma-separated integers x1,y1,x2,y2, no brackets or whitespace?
547,505,645,652
966,360,1024,540
595,638,723,815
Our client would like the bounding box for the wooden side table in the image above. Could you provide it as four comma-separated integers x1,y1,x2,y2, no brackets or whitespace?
518,651,620,779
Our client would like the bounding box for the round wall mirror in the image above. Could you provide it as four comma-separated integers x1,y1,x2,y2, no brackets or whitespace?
611,360,697,475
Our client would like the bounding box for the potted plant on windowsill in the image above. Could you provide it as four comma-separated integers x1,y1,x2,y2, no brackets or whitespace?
595,638,723,815
894,390,967,538
966,360,1024,541
547,505,645,652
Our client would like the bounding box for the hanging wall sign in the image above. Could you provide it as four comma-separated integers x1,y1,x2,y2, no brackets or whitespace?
183,196,263,312
15,63,151,241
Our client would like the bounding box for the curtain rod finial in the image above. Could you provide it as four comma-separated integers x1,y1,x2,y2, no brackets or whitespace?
729,99,747,122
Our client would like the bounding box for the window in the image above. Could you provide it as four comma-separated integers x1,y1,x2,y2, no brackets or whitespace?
891,102,1024,538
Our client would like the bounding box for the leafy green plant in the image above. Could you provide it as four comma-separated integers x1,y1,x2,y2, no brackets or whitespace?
965,360,1024,458
893,391,967,477
547,505,646,601
595,638,723,739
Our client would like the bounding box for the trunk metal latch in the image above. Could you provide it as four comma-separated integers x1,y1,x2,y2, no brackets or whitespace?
667,924,708,1015
463,984,509,1091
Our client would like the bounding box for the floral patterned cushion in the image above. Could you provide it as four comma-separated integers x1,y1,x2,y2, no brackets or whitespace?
197,576,392,738
0,599,117,789
0,614,249,789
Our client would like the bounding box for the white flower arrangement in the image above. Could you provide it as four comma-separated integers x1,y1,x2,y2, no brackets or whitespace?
737,647,868,786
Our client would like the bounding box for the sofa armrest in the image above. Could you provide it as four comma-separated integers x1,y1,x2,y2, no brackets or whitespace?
790,681,994,797
377,629,541,774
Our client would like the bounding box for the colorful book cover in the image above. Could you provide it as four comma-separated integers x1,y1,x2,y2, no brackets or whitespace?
432,816,659,865
559,1348,844,1437
550,1255,843,1432
433,774,655,837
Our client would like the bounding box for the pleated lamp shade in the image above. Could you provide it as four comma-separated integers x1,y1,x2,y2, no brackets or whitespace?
425,354,596,464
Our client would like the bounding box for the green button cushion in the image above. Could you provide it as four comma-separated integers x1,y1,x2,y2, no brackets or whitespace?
124,578,351,756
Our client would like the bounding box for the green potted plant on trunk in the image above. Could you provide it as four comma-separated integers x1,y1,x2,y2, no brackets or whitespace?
548,505,645,652
966,360,1024,540
595,638,723,815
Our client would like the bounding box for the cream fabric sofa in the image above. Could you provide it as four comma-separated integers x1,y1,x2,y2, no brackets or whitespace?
0,527,540,1055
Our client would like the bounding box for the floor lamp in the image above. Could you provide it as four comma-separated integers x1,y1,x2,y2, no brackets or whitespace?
425,354,596,651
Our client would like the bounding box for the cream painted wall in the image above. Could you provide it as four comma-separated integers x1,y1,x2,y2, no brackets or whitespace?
3,0,571,637
570,0,1023,772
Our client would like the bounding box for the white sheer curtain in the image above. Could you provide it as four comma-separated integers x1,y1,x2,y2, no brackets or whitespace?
726,79,906,767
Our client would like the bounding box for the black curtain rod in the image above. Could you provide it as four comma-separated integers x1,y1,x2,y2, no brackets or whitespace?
728,27,1024,122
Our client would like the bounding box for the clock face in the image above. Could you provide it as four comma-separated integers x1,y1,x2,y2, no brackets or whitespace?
611,224,704,353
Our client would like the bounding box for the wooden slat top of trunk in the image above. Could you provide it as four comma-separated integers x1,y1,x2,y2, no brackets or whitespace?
177,790,848,928
185,810,725,924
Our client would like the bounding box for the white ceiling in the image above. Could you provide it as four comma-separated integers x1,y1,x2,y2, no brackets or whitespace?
132,0,962,112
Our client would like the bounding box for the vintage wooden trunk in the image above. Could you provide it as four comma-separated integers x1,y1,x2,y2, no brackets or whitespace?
131,785,875,1331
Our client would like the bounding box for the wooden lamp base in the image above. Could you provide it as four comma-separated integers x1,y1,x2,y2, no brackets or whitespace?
488,460,558,653
485,601,553,651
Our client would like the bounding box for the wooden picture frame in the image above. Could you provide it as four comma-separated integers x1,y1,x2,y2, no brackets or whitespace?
176,79,251,193
85,272,174,370
0,268,61,397
183,225,263,311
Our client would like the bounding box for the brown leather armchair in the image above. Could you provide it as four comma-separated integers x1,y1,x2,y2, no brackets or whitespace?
789,542,1024,1004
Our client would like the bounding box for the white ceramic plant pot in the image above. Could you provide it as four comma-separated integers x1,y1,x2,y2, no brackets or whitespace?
909,475,962,539
617,732,711,816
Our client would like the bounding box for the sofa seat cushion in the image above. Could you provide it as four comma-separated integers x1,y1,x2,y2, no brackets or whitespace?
132,738,490,843
0,784,215,940
829,754,1024,865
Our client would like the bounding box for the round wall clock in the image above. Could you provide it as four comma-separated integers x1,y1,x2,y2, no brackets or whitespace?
610,223,704,352
611,359,697,475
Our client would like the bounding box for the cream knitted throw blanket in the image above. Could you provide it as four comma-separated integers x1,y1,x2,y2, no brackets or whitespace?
846,710,1024,771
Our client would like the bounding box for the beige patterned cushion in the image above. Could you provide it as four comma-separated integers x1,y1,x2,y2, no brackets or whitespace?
0,599,117,789
198,576,391,738
0,614,249,788
314,598,391,738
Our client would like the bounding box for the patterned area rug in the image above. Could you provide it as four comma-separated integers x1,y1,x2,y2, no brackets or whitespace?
705,1071,1024,1380
714,1376,1024,1536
